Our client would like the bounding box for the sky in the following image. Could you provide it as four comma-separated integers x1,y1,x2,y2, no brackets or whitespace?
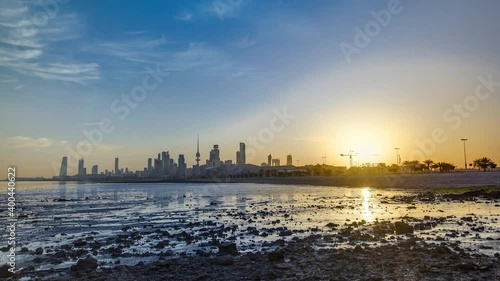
1,0,500,177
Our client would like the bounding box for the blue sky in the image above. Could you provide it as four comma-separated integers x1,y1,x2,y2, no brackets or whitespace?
1,0,500,176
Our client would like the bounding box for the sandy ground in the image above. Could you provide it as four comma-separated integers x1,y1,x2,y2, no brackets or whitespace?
217,172,500,189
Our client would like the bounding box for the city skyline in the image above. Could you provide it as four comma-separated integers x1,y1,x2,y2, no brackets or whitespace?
1,0,499,177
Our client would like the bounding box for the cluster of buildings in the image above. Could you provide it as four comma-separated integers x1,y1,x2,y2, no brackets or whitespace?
56,138,296,180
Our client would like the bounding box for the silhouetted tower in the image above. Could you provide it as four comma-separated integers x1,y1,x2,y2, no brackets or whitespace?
239,142,246,164
194,135,201,177
196,135,200,167
78,158,85,176
59,157,67,178
268,154,272,166
115,157,119,175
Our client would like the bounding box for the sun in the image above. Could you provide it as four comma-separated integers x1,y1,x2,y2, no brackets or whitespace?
333,126,387,166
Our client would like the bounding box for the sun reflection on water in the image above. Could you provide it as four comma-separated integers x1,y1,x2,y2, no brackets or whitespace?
361,187,374,222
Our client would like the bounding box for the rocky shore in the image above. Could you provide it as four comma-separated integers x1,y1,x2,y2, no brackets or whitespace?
3,186,499,280
12,233,500,281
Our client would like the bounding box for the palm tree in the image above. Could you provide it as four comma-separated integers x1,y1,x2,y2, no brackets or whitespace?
402,161,411,172
422,159,434,171
474,157,496,172
473,159,480,171
431,163,439,171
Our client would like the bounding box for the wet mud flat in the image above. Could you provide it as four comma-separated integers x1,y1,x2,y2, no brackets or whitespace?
2,183,500,280
23,235,500,281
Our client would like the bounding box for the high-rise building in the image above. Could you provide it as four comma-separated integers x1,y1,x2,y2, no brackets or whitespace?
147,158,153,174
272,158,280,166
154,158,162,176
161,151,170,176
178,154,186,178
92,165,98,175
239,142,246,165
287,154,293,166
268,154,272,166
115,157,119,175
194,136,201,177
209,145,220,167
59,157,67,178
236,151,240,165
78,158,85,176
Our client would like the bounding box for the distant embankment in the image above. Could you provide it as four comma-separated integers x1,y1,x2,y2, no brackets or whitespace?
219,172,500,189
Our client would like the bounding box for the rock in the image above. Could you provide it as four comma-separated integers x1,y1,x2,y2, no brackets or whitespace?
20,247,29,253
394,221,414,235
35,247,44,255
0,264,15,278
268,250,285,262
457,262,475,271
218,242,238,256
213,256,234,266
196,249,210,257
73,239,87,247
435,245,451,255
70,257,98,272
353,245,364,253
279,230,293,236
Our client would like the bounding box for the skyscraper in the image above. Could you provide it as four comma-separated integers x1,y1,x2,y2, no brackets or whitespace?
268,154,272,166
178,154,186,178
194,135,201,177
147,158,152,174
92,165,98,175
59,157,67,178
239,142,246,165
154,158,162,176
161,151,170,176
78,158,85,176
236,151,240,165
209,145,220,167
287,154,293,166
115,157,119,175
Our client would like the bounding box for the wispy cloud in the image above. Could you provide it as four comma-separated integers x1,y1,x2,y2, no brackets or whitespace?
87,35,169,64
235,36,257,48
4,136,54,150
0,2,100,83
175,12,194,21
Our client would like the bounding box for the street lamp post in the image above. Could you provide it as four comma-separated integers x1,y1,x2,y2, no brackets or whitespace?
394,148,400,165
460,139,468,170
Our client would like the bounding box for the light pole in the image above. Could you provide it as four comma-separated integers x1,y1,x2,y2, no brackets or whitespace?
394,148,400,165
460,139,468,170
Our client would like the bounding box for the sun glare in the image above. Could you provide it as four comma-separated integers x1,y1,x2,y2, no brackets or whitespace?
361,187,373,223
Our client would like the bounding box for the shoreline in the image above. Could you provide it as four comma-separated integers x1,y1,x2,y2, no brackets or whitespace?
13,172,500,190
